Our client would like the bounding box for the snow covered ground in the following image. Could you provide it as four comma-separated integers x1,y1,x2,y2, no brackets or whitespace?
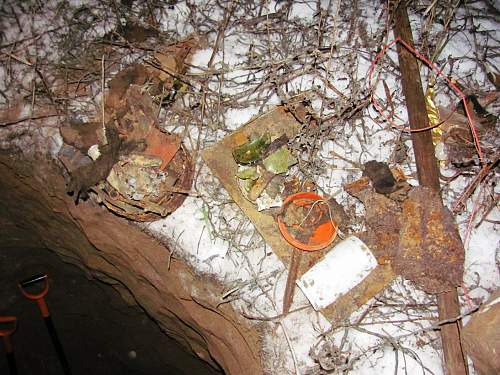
1,1,498,374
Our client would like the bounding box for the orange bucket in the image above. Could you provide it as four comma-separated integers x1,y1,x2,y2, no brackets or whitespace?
277,192,337,251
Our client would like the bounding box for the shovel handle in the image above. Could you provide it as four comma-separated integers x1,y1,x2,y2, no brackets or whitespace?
20,273,48,288
6,351,17,375
18,275,71,374
19,273,50,300
44,316,72,375
19,274,50,317
0,316,17,337
0,317,18,375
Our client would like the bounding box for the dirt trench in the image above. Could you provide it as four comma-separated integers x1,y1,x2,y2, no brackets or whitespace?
0,150,262,375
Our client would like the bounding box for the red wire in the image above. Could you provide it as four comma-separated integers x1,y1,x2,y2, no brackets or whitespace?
368,36,485,165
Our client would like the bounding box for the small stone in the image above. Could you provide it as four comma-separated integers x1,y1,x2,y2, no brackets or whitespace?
362,160,397,194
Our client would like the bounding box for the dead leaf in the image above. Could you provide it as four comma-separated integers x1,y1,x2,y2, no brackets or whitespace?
152,37,198,82
60,120,102,152
144,129,181,170
118,22,158,43
117,85,157,140
106,64,149,111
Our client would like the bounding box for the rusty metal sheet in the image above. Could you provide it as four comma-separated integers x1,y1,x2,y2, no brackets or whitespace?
202,105,395,322
395,187,465,294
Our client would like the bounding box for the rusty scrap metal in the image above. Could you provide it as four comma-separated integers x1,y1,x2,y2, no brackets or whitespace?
282,248,302,314
393,3,468,374
395,187,464,294
344,176,402,262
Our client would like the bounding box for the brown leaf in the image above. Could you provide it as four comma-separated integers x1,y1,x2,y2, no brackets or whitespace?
106,64,149,112
60,120,102,152
119,22,158,43
152,37,198,82
144,129,181,170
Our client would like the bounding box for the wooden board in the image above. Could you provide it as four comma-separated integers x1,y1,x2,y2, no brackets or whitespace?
202,105,395,322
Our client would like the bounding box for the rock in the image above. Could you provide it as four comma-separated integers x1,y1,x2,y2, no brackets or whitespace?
362,160,397,194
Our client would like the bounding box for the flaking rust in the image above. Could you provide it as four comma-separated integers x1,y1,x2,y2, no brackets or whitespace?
395,187,464,294
344,175,402,262
346,176,465,294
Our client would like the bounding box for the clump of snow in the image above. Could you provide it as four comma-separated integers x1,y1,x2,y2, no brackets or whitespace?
224,106,260,130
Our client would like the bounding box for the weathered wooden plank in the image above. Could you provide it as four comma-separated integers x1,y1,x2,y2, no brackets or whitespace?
202,105,395,321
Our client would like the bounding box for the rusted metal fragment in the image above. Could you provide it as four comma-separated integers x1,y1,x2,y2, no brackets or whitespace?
321,262,394,323
96,142,193,222
344,177,402,262
394,187,464,294
462,289,500,375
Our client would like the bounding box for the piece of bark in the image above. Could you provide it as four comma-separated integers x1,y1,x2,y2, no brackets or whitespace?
462,289,500,375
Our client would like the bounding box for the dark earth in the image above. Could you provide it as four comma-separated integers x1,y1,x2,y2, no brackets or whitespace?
0,246,222,375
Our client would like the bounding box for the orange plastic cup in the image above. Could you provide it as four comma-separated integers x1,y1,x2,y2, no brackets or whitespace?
277,192,337,251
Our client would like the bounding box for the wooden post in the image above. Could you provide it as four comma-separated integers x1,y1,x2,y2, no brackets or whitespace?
392,4,468,375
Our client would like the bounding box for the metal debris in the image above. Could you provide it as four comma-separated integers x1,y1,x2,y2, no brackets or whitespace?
394,187,465,294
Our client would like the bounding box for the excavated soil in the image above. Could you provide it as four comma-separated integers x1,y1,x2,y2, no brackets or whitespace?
0,246,221,375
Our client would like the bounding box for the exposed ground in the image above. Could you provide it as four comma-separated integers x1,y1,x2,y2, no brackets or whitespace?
0,246,221,375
